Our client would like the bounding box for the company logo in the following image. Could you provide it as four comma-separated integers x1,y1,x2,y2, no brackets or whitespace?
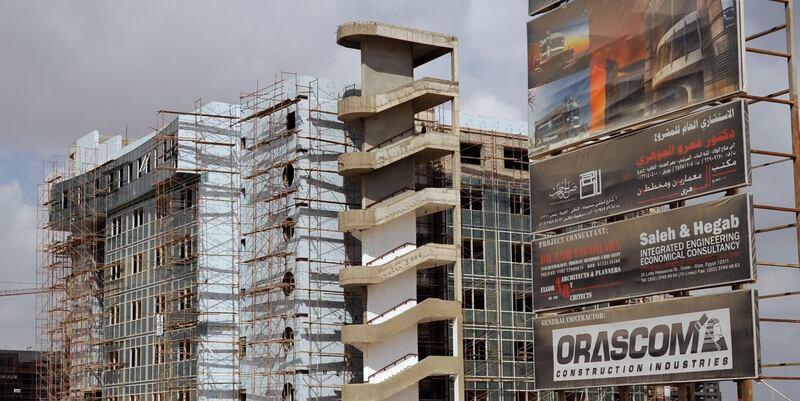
579,169,602,199
551,308,732,381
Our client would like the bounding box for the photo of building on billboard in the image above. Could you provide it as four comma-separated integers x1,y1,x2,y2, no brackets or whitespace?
528,0,744,156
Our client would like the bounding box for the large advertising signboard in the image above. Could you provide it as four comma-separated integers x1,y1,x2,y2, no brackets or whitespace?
534,290,760,390
529,0,563,16
533,193,754,311
527,0,745,156
531,100,750,233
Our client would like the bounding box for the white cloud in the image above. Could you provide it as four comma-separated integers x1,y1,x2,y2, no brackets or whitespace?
462,93,524,121
0,180,38,349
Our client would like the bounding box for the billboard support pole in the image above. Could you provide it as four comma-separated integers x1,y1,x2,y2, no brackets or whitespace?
784,0,800,263
619,386,629,401
737,379,754,401
677,384,688,401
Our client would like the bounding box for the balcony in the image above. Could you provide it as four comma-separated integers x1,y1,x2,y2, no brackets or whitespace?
342,298,461,350
338,188,458,233
336,21,456,67
338,130,458,176
337,77,458,122
341,355,461,401
340,243,457,287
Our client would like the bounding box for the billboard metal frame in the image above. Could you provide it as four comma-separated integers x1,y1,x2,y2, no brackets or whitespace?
529,0,800,400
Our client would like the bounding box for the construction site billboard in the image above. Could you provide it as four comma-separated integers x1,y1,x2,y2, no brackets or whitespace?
531,100,750,232
533,289,760,390
532,193,755,311
527,0,745,156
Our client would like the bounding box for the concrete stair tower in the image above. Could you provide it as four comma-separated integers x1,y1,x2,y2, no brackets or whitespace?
335,21,465,401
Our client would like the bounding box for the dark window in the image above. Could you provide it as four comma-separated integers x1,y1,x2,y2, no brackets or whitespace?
282,327,294,351
673,27,686,62
287,112,296,130
61,190,70,209
282,383,294,401
282,272,295,297
239,390,247,401
513,291,533,312
466,391,488,401
461,188,483,211
282,218,295,241
511,243,532,264
178,340,191,361
460,143,482,165
510,193,530,215
503,147,529,171
463,288,486,310
462,238,484,260
282,164,295,187
238,336,247,358
465,338,487,360
179,289,193,311
514,340,534,362
133,208,144,227
180,188,195,209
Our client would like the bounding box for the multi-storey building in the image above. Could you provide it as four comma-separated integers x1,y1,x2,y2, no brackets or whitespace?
0,350,47,401
42,102,240,401
455,119,535,400
237,75,361,401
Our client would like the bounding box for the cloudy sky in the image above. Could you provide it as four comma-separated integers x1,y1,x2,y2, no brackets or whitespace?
0,0,798,399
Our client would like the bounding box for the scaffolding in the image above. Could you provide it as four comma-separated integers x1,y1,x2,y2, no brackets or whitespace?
37,140,109,401
741,0,800,398
238,73,360,400
37,100,240,401
150,100,240,401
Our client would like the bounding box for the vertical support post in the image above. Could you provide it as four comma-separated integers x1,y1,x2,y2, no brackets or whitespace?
619,386,630,401
785,0,800,262
737,380,753,401
450,38,466,401
677,384,688,401
556,390,566,401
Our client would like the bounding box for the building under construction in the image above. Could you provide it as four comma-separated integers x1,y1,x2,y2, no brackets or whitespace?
39,102,241,401
237,74,361,401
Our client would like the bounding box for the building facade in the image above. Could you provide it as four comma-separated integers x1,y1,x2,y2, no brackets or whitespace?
238,75,361,401
0,350,46,401
42,103,240,401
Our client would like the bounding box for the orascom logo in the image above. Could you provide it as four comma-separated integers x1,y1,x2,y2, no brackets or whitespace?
551,308,732,381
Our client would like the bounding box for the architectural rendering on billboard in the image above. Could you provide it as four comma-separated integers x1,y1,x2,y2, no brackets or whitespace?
533,290,760,390
529,0,563,16
533,193,754,311
527,0,745,156
532,100,750,232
